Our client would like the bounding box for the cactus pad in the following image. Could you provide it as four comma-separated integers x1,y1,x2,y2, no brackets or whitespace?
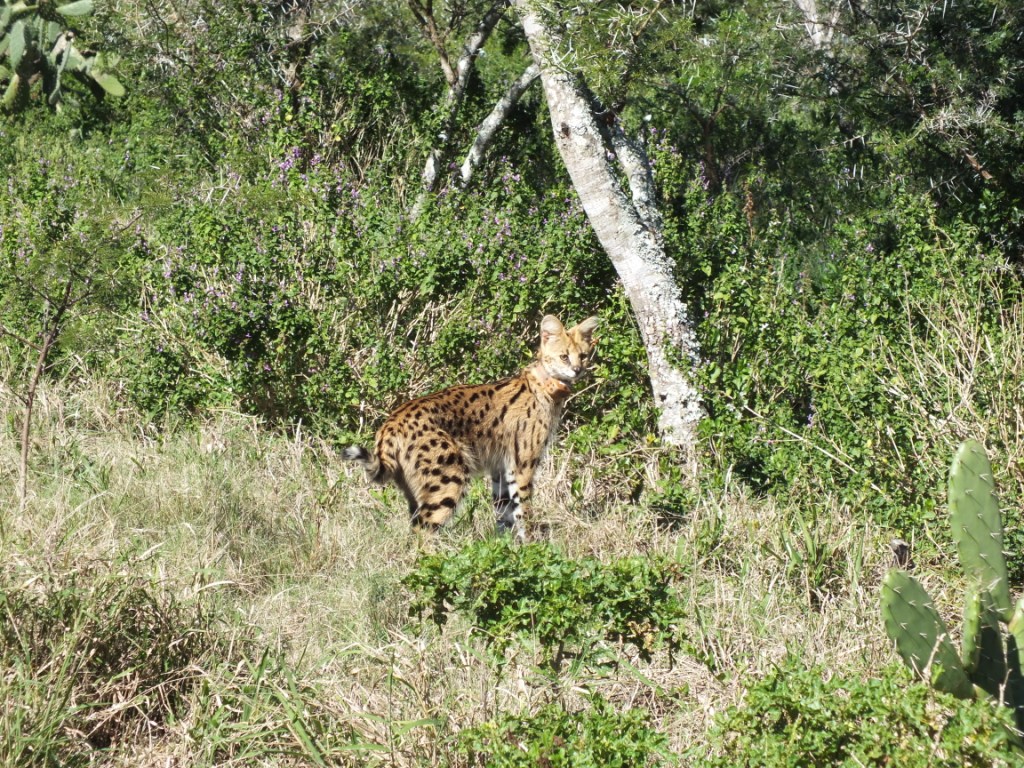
881,570,974,699
963,588,984,674
963,589,1008,699
1006,598,1024,731
949,439,1011,620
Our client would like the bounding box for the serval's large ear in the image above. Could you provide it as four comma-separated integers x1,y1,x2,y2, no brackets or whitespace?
540,315,565,344
570,317,599,348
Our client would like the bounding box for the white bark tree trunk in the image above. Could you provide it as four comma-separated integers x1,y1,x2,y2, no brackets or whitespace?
517,1,702,454
793,0,839,51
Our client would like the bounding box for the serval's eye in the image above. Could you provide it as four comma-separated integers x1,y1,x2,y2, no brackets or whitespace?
560,354,570,363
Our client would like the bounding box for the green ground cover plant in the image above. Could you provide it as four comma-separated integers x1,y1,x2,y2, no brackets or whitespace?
460,694,672,768
403,539,686,670
697,659,1015,767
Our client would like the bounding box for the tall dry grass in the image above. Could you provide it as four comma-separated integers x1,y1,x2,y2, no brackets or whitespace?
883,279,1024,508
0,367,913,765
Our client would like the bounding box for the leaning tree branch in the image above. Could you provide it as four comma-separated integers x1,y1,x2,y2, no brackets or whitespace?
459,62,539,186
516,0,703,454
608,126,664,244
412,0,510,217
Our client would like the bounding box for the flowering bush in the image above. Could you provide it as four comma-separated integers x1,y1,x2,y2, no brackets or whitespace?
117,153,647,438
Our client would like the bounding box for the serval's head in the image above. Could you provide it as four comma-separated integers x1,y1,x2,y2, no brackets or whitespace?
537,314,599,384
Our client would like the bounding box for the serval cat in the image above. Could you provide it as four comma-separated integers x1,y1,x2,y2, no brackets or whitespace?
344,314,598,541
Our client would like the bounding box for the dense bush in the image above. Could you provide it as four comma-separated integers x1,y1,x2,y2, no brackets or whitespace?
114,159,638,434
696,659,1017,767
0,118,135,390
684,178,1024,556
0,0,652,442
639,1,1024,552
403,538,686,669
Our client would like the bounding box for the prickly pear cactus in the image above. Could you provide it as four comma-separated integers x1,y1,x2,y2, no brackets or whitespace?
964,589,1008,699
1,0,124,112
950,439,1011,619
881,440,1024,737
1007,599,1024,721
1009,598,1024,660
881,569,974,699
962,587,985,674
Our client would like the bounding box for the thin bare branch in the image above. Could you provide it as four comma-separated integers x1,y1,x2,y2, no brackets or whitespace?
412,0,511,215
15,275,79,513
0,324,42,353
408,0,456,84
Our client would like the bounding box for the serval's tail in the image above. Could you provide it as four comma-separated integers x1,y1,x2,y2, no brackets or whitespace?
343,445,388,484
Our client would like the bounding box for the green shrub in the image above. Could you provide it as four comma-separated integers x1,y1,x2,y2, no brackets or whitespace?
116,156,645,439
0,132,129,375
694,184,1020,536
696,659,1016,767
403,538,686,670
461,694,672,768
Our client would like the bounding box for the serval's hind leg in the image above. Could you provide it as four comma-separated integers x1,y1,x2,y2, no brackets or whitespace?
409,436,468,531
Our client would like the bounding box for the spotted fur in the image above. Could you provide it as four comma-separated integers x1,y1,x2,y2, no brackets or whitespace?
344,314,598,540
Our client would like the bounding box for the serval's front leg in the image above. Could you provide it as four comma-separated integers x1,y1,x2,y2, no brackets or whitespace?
492,464,527,542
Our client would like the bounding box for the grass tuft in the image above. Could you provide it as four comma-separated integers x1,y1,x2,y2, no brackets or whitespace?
0,559,214,764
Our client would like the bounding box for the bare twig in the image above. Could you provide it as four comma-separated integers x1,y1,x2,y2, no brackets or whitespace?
411,0,511,217
16,277,78,513
0,323,43,353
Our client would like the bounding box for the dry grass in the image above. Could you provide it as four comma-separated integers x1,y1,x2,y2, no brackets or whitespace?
0,374,945,764
884,278,1024,504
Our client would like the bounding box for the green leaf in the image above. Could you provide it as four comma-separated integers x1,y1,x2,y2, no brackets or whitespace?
91,71,125,97
2,72,20,108
9,19,25,69
56,0,95,17
391,718,443,738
